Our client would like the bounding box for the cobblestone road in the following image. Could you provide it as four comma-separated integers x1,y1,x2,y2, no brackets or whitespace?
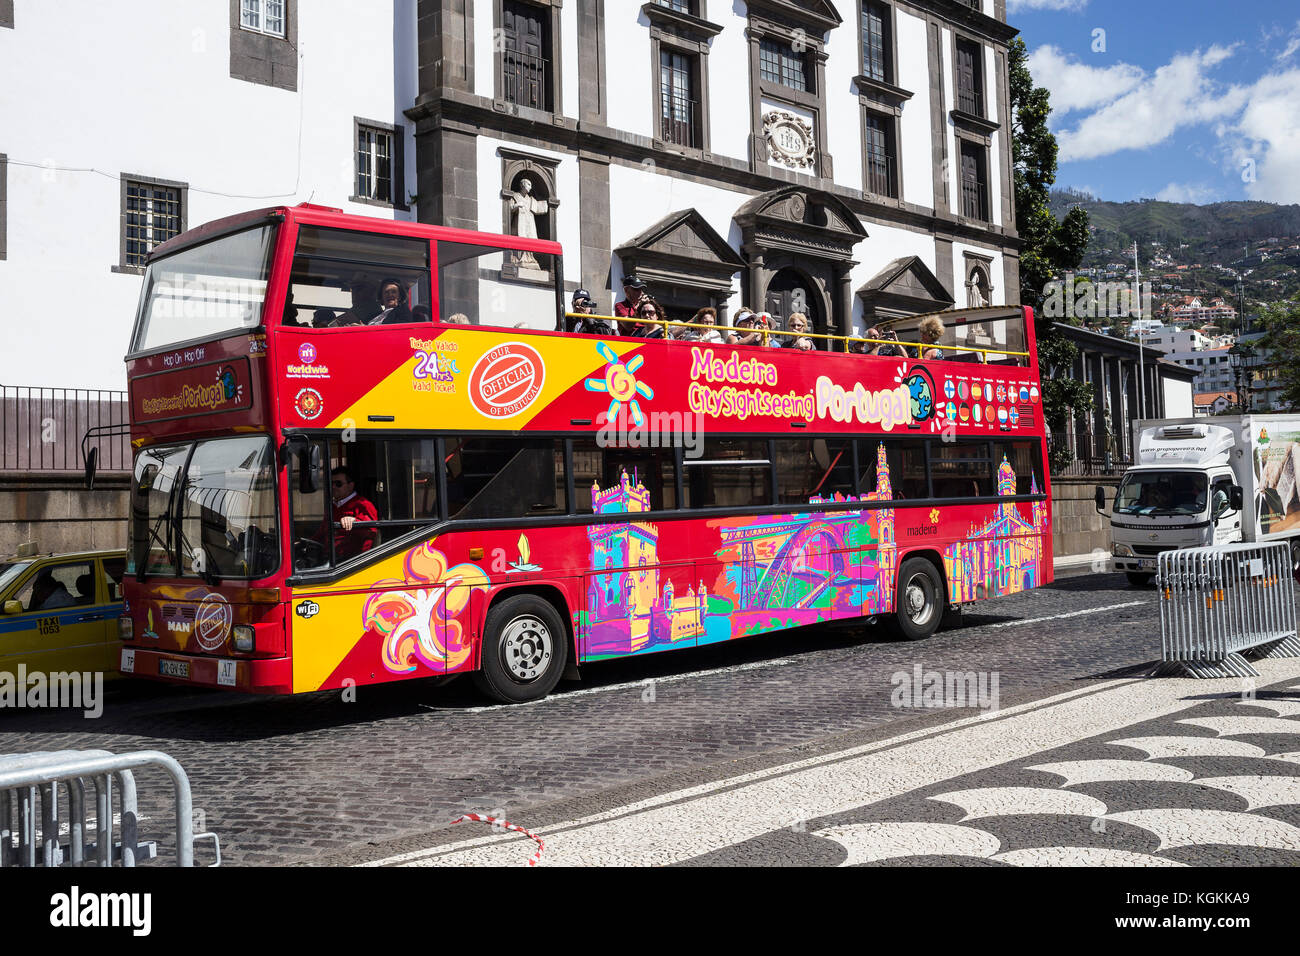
1,570,1286,865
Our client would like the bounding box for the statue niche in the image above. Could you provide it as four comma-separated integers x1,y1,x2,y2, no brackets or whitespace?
501,173,554,282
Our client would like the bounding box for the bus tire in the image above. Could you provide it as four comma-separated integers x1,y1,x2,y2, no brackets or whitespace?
1126,572,1153,587
472,593,568,704
1291,539,1300,584
892,557,944,642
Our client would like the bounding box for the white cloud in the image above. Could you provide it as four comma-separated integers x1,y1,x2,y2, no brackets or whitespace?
1008,0,1089,12
1027,45,1145,115
1222,68,1300,203
1153,182,1219,205
1277,22,1300,62
1055,46,1247,162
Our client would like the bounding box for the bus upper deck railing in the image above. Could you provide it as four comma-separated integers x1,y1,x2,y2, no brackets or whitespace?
562,314,1032,365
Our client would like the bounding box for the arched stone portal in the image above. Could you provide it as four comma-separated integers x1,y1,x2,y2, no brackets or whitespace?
733,186,867,340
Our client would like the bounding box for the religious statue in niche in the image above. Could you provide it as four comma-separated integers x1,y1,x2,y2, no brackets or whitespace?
502,175,550,279
966,266,992,307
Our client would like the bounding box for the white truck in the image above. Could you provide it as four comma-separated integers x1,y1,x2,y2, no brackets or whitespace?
1098,415,1300,586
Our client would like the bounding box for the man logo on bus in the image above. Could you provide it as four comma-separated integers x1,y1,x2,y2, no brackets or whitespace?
469,342,546,419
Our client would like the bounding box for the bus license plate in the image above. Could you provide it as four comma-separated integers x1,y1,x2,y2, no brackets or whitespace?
217,660,237,687
159,659,190,680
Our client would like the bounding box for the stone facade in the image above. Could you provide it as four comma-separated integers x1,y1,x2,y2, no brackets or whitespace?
0,475,129,557
408,0,1022,329
1051,477,1119,560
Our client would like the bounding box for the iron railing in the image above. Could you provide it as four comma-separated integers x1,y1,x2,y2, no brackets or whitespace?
866,151,896,198
960,179,989,221
957,80,984,116
0,385,130,474
1050,426,1132,476
660,89,700,148
502,50,550,111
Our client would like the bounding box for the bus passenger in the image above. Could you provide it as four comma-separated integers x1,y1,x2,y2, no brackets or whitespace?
676,307,723,343
915,316,945,361
864,326,905,358
615,275,648,336
728,310,762,346
328,466,379,560
755,312,779,347
784,312,815,351
444,312,469,324
370,278,413,325
569,289,615,335
630,299,666,338
329,273,382,326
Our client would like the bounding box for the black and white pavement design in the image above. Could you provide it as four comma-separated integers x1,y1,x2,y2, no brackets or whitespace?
372,662,1300,866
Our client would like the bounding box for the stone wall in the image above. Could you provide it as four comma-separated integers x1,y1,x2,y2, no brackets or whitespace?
0,473,129,556
1052,476,1120,559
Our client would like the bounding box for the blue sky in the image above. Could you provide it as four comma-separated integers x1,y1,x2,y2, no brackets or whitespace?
1008,0,1300,206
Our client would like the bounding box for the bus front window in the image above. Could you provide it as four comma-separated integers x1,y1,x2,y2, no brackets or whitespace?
131,224,277,352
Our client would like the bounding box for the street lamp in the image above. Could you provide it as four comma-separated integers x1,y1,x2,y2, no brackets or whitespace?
1228,341,1255,413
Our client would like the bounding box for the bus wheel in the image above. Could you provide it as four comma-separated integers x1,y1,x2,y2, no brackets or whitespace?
473,594,568,704
1126,572,1153,587
1291,540,1300,584
893,558,943,642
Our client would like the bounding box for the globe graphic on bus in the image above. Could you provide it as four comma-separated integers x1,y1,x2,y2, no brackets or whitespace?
906,373,934,421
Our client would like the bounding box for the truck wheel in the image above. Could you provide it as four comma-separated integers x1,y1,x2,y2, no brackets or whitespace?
1291,540,1300,584
1126,572,1153,587
892,557,944,642
472,594,568,704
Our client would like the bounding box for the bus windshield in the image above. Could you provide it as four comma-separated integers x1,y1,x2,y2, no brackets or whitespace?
131,223,278,353
1114,471,1208,517
128,436,279,580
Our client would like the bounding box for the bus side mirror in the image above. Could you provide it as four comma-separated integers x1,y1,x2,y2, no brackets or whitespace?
298,445,322,495
84,446,99,491
1230,486,1244,512
1094,486,1107,514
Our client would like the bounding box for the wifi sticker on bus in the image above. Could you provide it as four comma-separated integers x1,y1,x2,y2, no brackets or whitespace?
468,342,546,419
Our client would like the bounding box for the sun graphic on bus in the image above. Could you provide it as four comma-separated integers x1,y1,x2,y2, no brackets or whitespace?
583,342,655,425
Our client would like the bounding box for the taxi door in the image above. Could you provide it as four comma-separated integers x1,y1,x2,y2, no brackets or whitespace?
0,559,110,675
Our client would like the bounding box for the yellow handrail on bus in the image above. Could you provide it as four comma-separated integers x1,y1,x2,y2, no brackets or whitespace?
563,313,1031,363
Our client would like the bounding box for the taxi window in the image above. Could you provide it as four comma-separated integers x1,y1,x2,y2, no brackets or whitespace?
102,558,126,601
14,562,94,612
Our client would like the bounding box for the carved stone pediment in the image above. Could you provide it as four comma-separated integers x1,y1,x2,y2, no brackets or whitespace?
734,185,866,260
615,208,744,293
857,256,954,314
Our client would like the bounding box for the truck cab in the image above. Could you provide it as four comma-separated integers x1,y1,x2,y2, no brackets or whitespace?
1099,422,1245,586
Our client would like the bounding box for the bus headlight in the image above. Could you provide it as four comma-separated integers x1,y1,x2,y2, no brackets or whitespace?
1114,544,1133,557
118,616,133,640
232,625,255,653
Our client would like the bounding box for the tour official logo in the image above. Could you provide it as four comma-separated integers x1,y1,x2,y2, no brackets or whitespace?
193,593,232,652
295,387,324,420
468,342,545,419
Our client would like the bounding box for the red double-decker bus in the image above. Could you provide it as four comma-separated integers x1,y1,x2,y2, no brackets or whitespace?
111,204,1052,702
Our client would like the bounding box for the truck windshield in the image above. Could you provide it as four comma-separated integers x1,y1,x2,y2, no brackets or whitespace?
128,436,279,580
1115,471,1208,517
131,223,277,352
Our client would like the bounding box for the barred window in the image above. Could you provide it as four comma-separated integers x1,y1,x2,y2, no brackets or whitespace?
123,181,182,270
356,126,393,204
656,0,694,12
241,0,286,37
759,38,810,93
864,111,897,198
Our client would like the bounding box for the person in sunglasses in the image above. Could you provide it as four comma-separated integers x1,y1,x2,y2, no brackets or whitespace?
327,465,379,560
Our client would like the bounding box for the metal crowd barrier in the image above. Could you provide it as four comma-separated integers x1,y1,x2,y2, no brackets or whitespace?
0,749,219,867
1156,541,1300,678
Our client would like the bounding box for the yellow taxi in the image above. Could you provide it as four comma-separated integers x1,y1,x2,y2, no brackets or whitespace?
0,550,127,676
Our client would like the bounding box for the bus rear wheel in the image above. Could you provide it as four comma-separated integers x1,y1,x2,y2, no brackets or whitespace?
473,593,568,704
892,558,944,642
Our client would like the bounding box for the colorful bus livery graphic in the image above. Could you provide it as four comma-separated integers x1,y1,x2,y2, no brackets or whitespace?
578,447,1045,661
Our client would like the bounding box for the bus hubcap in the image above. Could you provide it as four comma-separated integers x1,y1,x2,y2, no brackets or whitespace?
905,575,933,625
502,616,552,682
